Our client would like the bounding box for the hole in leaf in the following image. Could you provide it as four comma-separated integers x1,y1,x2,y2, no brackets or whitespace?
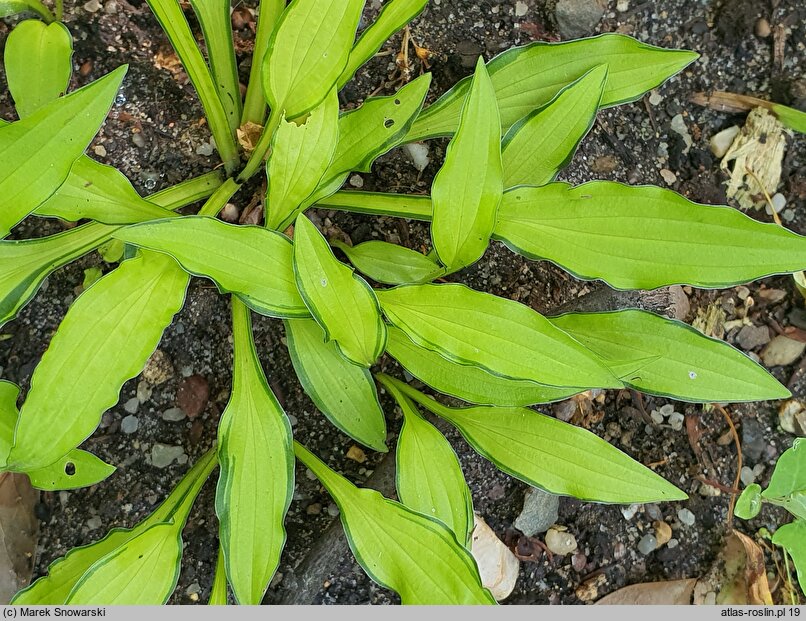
384,118,395,129
394,99,401,105
64,462,76,476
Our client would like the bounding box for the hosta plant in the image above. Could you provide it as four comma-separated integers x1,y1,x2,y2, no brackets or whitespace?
3,0,806,606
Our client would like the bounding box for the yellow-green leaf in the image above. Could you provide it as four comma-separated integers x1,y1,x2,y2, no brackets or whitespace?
431,58,502,271
332,240,444,285
293,215,386,367
26,450,115,491
208,547,228,605
772,521,806,594
294,442,495,605
215,299,293,604
285,318,387,452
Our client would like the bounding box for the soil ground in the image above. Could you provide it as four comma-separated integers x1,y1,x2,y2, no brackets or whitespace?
1,0,805,606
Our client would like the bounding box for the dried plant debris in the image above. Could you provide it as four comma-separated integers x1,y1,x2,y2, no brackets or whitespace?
0,473,38,604
720,108,790,211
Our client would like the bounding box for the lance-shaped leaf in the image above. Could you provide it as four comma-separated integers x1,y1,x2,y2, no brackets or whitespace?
772,521,806,593
115,217,307,318
4,19,72,119
294,442,495,605
391,380,687,504
285,318,387,452
550,310,788,402
293,215,386,367
763,440,806,501
0,381,20,462
407,34,698,141
0,0,53,19
37,158,172,225
0,66,126,238
338,0,429,87
266,90,339,230
332,240,444,285
495,182,806,290
13,448,217,604
208,547,228,605
307,75,432,212
6,252,189,471
188,0,241,133
26,450,115,491
216,300,294,604
318,190,433,220
378,375,472,546
262,0,364,119
501,65,606,188
0,223,116,329
385,326,577,406
431,58,501,271
376,283,617,389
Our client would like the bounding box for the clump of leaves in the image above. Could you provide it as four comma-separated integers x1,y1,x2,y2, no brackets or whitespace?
2,0,806,606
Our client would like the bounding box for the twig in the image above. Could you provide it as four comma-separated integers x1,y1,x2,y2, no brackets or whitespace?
713,404,742,526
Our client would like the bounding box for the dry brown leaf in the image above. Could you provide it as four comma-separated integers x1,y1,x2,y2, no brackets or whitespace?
236,121,263,154
695,530,773,605
596,578,697,605
153,49,188,85
0,473,39,604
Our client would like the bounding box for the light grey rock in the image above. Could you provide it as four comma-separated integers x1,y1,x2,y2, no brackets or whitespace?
123,397,140,414
162,407,186,422
677,508,696,526
637,534,657,555
151,443,185,469
513,487,559,536
555,0,605,39
736,324,771,350
761,335,806,367
121,415,139,434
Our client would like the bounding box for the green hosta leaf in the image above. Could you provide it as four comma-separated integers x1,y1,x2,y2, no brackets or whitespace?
495,182,806,290
393,380,687,504
14,448,217,604
66,521,183,604
332,240,444,285
764,440,806,500
772,521,806,593
216,300,294,604
501,65,605,188
188,0,241,133
385,326,577,406
37,158,172,224
263,0,364,119
294,442,495,605
338,0,429,87
0,0,52,19
407,33,698,141
774,103,806,134
310,74,432,206
0,223,116,329
6,251,189,471
209,547,228,605
376,283,618,389
293,215,386,367
550,310,789,402
285,318,387,452
26,450,115,491
115,217,307,318
379,375,472,546
734,484,762,520
431,59,502,271
0,66,126,238
4,20,72,118
318,190,433,220
0,381,20,461
266,90,339,230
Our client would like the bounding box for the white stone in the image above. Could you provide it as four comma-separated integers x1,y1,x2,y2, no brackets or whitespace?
121,415,139,434
470,515,519,601
403,142,431,172
514,1,528,16
677,508,696,526
710,125,740,159
545,527,578,555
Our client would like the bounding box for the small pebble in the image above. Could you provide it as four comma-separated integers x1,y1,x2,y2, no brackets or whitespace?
306,503,322,515
660,404,675,416
755,17,771,38
82,0,101,11
402,142,430,172
650,410,664,425
132,132,146,148
545,527,577,555
136,381,152,403
104,0,117,13
710,126,740,158
667,538,679,549
123,398,139,414
514,0,528,16
660,168,677,185
86,516,103,530
669,412,685,431
571,551,587,572
645,504,663,521
162,407,186,422
196,142,214,156
637,534,657,555
653,520,673,546
121,415,139,434
349,174,364,188
305,468,317,481
648,92,663,106
93,145,107,157
151,443,185,469
327,503,340,517
613,542,627,559
616,0,629,10
770,193,786,214
621,504,639,520
677,508,696,526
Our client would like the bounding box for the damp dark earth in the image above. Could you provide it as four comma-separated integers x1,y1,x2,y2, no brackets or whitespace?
1,0,805,606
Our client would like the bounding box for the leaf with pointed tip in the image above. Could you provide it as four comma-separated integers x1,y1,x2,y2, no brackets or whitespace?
550,310,789,403
293,215,386,367
262,0,364,119
734,484,762,520
318,190,433,220
0,0,51,18
266,90,339,230
772,521,806,594
338,0,428,87
762,439,806,520
115,217,307,318
6,252,189,472
407,34,698,141
0,66,126,238
215,300,293,604
4,19,72,119
13,449,217,604
26,450,115,491
208,547,228,605
376,283,617,389
431,59,501,271
332,240,444,285
385,326,577,406
294,442,495,604
393,380,687,504
379,375,472,546
37,158,172,224
285,318,387,452
0,381,20,463
495,182,806,290
501,65,606,188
